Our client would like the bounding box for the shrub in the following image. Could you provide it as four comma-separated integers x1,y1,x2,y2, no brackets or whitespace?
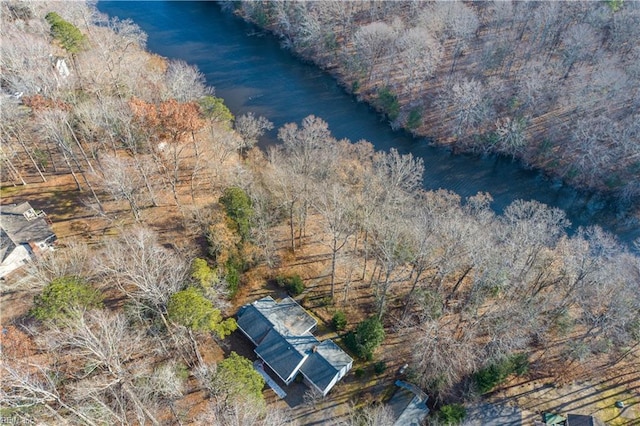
406,107,422,130
474,363,506,395
419,288,443,320
219,187,253,242
225,253,246,293
628,318,640,341
332,310,347,331
225,260,241,298
354,368,366,379
276,274,305,296
345,316,385,361
510,353,529,376
31,276,102,322
473,353,529,394
319,296,332,307
438,404,466,425
377,86,400,121
175,362,190,380
374,361,386,375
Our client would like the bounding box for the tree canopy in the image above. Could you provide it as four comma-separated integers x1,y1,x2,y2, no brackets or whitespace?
45,12,86,54
167,287,236,338
219,186,254,242
345,316,385,361
213,351,265,405
198,95,234,125
30,276,103,322
191,257,218,288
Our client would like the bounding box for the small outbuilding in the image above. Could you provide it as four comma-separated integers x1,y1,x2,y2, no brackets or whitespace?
567,414,606,426
541,413,606,426
388,380,430,426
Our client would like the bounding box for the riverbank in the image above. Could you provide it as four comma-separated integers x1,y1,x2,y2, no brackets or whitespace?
233,1,640,212
3,3,639,425
95,1,639,247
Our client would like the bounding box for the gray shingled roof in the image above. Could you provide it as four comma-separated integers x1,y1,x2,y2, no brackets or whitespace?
237,296,352,394
260,296,317,336
236,302,273,345
567,414,606,426
0,202,55,246
389,381,430,426
300,340,353,393
255,329,316,383
0,228,17,263
1,202,55,264
236,296,317,343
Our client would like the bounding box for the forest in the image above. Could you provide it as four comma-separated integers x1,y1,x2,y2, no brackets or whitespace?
236,1,640,206
1,1,639,425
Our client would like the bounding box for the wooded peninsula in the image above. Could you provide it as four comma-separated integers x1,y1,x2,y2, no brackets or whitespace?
1,1,638,425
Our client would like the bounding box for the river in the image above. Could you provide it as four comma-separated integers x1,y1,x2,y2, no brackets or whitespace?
97,1,638,247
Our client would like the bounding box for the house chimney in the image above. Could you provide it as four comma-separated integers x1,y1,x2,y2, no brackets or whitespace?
28,241,41,256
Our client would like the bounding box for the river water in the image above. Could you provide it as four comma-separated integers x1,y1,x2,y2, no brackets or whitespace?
97,1,638,246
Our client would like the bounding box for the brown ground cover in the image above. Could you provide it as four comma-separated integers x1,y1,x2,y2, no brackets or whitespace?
2,170,638,425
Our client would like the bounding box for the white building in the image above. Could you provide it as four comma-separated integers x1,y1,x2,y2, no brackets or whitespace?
0,202,56,279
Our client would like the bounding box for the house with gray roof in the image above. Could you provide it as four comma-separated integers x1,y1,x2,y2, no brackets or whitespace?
0,202,56,278
389,380,430,426
237,296,353,396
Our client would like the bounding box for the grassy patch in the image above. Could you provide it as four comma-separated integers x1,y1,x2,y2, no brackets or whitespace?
0,185,28,199
595,385,639,426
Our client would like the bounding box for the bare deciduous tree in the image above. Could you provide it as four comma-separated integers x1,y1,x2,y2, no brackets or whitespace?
163,59,210,102
234,112,274,158
41,310,161,425
313,182,356,300
352,21,396,83
96,153,146,220
97,226,188,325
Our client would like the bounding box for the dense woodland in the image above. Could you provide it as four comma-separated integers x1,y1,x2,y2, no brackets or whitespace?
1,1,639,425
236,1,640,205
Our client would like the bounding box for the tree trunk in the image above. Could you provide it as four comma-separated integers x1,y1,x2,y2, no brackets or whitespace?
122,381,160,426
3,157,26,185
67,143,103,212
401,265,427,320
446,265,473,307
361,230,369,280
60,147,82,191
65,120,95,173
377,268,392,320
289,202,296,253
133,153,158,207
330,239,338,300
125,194,141,221
188,329,204,365
14,130,47,182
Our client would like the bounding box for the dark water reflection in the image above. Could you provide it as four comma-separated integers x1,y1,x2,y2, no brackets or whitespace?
98,1,638,247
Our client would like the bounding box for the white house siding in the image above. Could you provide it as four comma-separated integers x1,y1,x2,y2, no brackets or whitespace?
0,244,31,278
